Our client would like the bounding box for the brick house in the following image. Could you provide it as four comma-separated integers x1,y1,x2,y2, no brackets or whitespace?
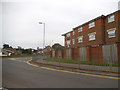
103,10,120,64
43,46,52,56
62,10,120,64
51,43,64,58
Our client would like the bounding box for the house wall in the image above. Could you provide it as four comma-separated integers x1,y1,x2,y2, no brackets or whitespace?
73,17,105,47
117,43,120,64
90,46,103,63
105,11,120,44
71,48,79,60
62,10,120,64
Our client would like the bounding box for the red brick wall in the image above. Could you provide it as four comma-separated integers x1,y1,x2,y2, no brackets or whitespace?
53,50,64,58
117,43,120,64
118,11,120,42
62,48,67,59
86,47,91,62
90,46,103,63
61,50,64,59
71,48,74,59
55,50,57,58
71,48,79,60
62,48,79,60
71,17,105,48
86,46,103,63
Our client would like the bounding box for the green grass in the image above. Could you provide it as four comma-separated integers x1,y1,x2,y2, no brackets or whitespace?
43,58,119,67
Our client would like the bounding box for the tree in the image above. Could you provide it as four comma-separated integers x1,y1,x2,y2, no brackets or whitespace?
52,43,63,50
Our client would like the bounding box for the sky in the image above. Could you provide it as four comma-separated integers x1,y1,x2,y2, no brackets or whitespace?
0,0,120,49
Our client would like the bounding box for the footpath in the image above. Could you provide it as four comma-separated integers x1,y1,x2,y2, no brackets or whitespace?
30,58,119,74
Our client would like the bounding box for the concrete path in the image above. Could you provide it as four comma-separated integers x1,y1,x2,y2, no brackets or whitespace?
32,59,119,73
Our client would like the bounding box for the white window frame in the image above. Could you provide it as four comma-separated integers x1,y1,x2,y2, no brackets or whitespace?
88,32,96,41
66,33,70,37
107,28,116,38
108,15,115,23
78,27,83,32
78,36,83,43
89,22,95,28
72,39,75,45
66,40,70,46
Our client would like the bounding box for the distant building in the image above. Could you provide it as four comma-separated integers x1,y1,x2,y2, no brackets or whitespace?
37,48,43,54
3,44,10,49
43,46,52,56
2,44,22,56
2,48,15,56
51,43,64,58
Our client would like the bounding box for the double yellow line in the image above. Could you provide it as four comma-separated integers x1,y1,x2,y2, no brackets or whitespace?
26,60,120,80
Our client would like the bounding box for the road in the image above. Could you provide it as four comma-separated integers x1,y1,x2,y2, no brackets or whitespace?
2,57,118,88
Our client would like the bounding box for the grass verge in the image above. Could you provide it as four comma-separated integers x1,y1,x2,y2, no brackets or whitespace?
43,58,119,67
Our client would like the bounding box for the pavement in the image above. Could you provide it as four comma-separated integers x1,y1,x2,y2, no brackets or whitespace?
31,58,119,74
2,57,119,88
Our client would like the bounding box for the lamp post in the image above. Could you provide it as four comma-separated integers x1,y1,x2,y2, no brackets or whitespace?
39,22,45,54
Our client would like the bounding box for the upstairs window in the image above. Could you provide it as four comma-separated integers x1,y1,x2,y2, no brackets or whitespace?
78,27,83,32
107,28,116,38
78,36,83,43
66,33,70,37
72,39,75,45
108,15,115,23
66,40,70,46
88,32,96,41
89,22,95,28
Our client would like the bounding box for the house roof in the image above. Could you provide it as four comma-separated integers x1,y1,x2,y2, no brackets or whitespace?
106,10,120,17
62,15,105,36
73,15,105,30
62,10,120,36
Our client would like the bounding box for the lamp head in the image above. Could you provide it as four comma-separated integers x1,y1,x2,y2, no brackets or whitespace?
39,22,43,24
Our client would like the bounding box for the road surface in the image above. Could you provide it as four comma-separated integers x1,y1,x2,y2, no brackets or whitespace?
2,57,118,88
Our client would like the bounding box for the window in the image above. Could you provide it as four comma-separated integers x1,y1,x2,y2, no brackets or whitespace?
107,28,116,38
66,40,70,46
72,39,75,44
108,15,115,23
78,27,83,32
78,36,83,43
66,33,70,37
89,22,95,28
88,32,96,41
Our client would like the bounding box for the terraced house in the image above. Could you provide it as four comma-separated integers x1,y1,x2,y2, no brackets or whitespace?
62,10,120,64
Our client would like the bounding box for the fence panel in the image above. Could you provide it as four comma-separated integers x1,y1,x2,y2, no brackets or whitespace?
57,50,62,58
66,49,71,59
79,47,86,61
102,44,118,64
52,50,55,58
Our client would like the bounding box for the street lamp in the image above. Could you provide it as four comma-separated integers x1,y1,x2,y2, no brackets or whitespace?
39,22,45,54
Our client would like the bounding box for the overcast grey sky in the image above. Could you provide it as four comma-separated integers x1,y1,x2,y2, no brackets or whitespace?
1,0,120,49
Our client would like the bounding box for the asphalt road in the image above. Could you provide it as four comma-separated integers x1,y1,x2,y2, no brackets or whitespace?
2,57,118,88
